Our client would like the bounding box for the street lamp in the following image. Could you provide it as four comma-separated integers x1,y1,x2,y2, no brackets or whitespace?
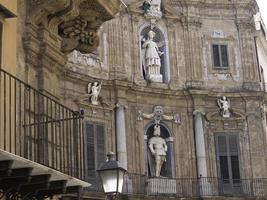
97,152,127,199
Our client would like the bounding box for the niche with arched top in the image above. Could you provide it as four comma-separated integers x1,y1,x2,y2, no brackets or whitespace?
140,25,169,83
144,122,175,178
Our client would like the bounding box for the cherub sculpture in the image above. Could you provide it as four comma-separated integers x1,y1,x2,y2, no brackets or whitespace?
217,96,231,118
88,82,102,105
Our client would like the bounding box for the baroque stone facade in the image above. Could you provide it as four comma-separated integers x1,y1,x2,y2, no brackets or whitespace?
16,0,267,199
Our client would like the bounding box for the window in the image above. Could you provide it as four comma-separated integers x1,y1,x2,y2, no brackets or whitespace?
86,122,105,184
215,133,241,186
212,44,229,68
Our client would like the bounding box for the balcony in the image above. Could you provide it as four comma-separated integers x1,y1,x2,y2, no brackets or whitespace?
0,68,88,199
87,173,267,198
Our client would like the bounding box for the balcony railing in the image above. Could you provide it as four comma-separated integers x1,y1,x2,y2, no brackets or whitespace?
87,173,267,198
0,68,85,180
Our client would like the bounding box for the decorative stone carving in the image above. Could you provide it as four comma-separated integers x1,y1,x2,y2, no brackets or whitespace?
138,106,181,124
148,124,167,177
142,30,164,83
88,82,102,105
143,0,162,19
217,96,231,118
59,17,99,54
28,0,122,54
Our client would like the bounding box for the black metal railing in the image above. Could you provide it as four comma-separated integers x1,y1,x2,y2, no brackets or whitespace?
86,173,267,198
0,68,85,180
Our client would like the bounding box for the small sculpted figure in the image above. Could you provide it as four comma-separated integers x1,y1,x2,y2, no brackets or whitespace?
142,30,163,82
143,0,162,18
88,82,102,105
217,96,231,118
149,124,167,177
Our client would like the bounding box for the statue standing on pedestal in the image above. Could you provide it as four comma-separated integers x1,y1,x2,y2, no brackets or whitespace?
142,30,163,82
149,124,167,177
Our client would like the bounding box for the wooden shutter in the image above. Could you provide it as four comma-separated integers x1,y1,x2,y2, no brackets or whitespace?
86,123,95,179
86,122,105,183
212,44,220,67
217,135,230,182
96,124,105,169
216,134,241,183
229,135,240,183
220,45,229,67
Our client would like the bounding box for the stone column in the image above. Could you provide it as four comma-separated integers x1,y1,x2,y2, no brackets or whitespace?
193,110,207,178
116,104,128,169
193,110,208,196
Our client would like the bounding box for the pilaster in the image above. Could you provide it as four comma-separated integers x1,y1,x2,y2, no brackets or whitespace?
182,16,203,88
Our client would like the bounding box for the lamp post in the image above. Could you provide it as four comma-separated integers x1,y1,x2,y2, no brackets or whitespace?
97,152,127,200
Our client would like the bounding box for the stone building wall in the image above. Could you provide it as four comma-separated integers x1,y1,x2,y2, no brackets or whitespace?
60,0,267,181
14,1,267,199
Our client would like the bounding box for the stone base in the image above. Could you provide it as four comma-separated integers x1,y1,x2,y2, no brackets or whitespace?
147,178,177,195
147,74,163,83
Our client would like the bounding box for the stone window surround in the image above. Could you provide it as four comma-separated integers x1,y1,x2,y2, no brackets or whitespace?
211,44,229,69
202,34,239,79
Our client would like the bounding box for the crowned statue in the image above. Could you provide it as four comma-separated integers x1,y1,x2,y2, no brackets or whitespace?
148,124,167,177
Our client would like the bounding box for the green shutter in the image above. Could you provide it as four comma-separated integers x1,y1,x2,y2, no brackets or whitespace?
213,44,220,67
96,125,105,169
220,45,229,67
216,133,240,183
86,123,95,178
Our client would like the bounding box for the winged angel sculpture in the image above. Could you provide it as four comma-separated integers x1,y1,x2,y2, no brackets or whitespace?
88,82,102,105
217,96,231,118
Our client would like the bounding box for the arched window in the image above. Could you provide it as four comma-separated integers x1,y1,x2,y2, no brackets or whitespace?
140,26,169,83
144,122,175,178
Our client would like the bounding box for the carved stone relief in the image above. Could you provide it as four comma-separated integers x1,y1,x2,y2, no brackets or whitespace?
28,0,122,54
138,106,181,124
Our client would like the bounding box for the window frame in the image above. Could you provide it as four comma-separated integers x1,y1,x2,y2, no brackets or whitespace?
85,121,106,182
212,44,229,70
215,133,241,183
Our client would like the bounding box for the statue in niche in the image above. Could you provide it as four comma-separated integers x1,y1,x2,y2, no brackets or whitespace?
217,96,231,118
88,82,102,105
143,0,162,18
148,124,167,177
142,30,163,83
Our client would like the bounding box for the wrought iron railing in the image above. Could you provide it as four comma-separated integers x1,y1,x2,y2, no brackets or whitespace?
0,68,85,180
87,173,267,198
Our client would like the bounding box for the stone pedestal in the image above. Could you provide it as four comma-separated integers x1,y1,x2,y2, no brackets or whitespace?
147,74,163,83
147,178,177,195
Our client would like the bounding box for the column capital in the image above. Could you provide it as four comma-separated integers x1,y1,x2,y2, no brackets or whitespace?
193,110,205,116
116,103,128,109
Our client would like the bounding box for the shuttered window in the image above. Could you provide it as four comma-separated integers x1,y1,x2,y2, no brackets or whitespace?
86,122,105,183
212,44,229,69
215,134,240,183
